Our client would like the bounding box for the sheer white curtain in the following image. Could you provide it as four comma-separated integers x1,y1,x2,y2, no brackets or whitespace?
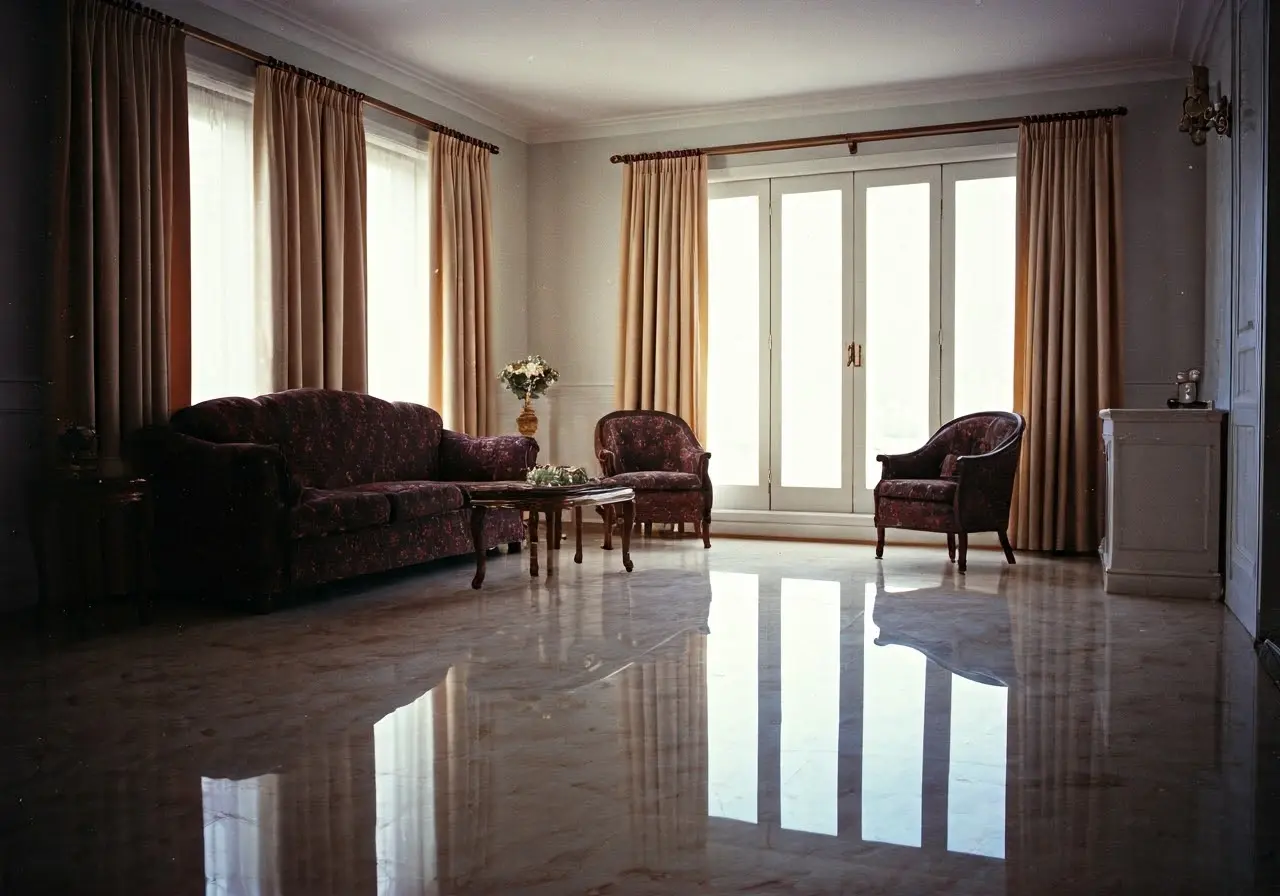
188,75,272,404
202,774,281,896
366,127,431,405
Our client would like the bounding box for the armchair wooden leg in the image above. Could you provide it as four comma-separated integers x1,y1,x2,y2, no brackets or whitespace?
875,527,885,559
998,530,1017,565
947,534,956,562
644,521,653,537
957,533,969,574
702,515,711,549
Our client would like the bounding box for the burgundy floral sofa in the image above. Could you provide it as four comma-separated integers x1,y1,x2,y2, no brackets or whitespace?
137,388,537,611
874,411,1025,574
594,410,712,548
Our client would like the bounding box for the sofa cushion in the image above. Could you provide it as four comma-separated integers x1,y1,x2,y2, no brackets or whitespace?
605,471,702,491
875,478,958,504
348,481,465,522
172,388,444,490
291,488,392,539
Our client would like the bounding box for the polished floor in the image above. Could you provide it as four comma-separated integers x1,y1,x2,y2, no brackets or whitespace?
1,537,1278,895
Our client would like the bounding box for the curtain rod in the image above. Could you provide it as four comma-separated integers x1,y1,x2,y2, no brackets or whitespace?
609,106,1127,164
184,23,501,155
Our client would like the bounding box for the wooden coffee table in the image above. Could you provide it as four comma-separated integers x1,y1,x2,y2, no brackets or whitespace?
463,481,636,588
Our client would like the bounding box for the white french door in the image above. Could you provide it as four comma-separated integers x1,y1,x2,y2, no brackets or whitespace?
852,166,942,513
706,157,1016,514
769,175,855,512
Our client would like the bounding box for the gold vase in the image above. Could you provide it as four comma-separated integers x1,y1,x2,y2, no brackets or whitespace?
516,395,538,436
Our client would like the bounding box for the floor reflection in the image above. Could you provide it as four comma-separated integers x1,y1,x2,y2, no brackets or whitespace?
4,541,1278,894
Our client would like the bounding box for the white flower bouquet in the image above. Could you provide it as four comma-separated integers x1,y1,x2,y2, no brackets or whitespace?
525,464,590,487
499,354,559,401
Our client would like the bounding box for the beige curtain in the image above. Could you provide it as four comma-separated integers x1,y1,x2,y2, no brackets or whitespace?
1011,116,1124,553
618,631,708,869
254,65,367,392
432,665,493,887
428,132,493,435
51,0,191,467
615,153,709,437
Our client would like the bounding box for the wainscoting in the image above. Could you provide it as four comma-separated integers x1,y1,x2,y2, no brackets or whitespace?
543,383,616,471
0,378,42,612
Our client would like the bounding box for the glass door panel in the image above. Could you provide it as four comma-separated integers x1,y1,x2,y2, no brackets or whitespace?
942,159,1018,421
854,167,941,513
707,181,771,510
770,174,855,512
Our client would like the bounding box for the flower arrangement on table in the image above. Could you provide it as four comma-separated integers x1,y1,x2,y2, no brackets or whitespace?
525,464,590,487
500,354,559,436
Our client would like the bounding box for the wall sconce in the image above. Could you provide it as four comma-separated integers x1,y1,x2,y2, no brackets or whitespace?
1179,64,1231,145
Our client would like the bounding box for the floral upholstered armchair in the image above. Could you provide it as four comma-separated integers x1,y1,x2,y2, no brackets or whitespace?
594,410,712,548
874,411,1025,573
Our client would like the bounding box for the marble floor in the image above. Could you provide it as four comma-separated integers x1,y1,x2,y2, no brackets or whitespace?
1,537,1278,895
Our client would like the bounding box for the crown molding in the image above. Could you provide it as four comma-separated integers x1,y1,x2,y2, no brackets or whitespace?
527,57,1188,144
194,0,533,142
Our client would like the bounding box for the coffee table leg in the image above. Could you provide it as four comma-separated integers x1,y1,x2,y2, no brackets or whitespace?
470,505,488,589
528,510,540,577
574,507,583,563
545,511,556,578
621,500,635,573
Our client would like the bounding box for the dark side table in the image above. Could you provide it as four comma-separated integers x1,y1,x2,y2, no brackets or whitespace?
29,473,154,633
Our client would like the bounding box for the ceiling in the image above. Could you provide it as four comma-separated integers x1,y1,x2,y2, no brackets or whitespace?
201,0,1215,142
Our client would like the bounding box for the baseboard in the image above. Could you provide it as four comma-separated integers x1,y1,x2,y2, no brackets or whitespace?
1259,639,1280,691
579,516,1006,550
1103,568,1222,599
707,509,1000,547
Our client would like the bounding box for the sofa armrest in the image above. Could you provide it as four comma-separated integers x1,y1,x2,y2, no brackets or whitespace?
135,426,294,594
954,442,1022,530
875,444,947,481
678,446,712,483
597,448,620,477
439,430,538,482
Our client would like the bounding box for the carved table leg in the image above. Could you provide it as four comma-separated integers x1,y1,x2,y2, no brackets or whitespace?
528,510,540,577
574,507,583,563
470,505,488,589
621,500,635,573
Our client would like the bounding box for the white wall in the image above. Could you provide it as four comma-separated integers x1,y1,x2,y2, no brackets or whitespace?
154,0,531,436
1203,4,1234,411
529,80,1207,467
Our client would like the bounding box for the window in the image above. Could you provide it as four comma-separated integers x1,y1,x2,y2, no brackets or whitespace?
187,72,272,404
365,128,431,405
706,158,1017,513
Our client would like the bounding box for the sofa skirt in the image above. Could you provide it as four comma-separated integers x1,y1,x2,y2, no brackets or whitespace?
290,506,525,590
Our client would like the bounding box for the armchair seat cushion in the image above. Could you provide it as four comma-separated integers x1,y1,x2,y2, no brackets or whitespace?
291,488,392,539
875,478,958,504
348,481,465,522
605,471,703,491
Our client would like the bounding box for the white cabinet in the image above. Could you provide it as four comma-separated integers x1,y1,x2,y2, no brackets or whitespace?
1099,409,1226,599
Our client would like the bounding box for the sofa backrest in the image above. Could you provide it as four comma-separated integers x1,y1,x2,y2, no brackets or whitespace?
942,412,1023,458
170,389,443,488
596,411,699,474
